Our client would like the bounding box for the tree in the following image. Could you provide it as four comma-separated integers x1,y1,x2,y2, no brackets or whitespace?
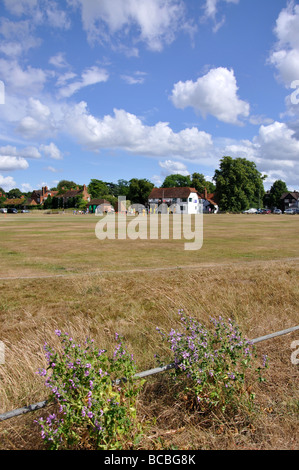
191,172,215,194
57,180,79,193
214,156,266,212
263,180,288,209
161,174,191,188
88,179,110,199
127,178,154,205
43,195,52,209
7,188,22,199
116,179,130,197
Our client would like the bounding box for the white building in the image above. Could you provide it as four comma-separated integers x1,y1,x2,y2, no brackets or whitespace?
148,187,203,214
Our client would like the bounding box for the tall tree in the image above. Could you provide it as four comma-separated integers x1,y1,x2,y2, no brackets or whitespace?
88,179,110,199
191,172,215,194
161,174,191,188
57,180,78,193
214,156,266,212
7,188,22,199
263,180,288,209
127,178,154,205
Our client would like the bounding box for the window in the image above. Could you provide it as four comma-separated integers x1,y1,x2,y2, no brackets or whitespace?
189,197,192,202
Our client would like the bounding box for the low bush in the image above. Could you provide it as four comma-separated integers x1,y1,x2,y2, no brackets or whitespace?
36,331,144,450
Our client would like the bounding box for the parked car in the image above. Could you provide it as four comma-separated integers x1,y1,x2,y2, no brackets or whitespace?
262,209,271,214
242,208,258,214
7,208,18,214
21,209,29,213
284,208,296,214
273,208,282,214
0,208,7,213
295,208,299,214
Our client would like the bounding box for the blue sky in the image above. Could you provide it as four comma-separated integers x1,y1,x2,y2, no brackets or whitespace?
0,0,299,193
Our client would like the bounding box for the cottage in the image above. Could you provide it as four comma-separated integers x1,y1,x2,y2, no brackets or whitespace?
280,191,299,212
87,198,114,214
31,186,58,205
198,188,218,213
148,187,202,214
56,184,91,206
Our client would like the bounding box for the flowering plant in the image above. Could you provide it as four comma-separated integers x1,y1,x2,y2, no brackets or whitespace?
156,311,267,411
36,331,144,450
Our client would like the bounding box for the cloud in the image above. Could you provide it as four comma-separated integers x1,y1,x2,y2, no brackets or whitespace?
44,1,71,29
63,102,213,158
16,97,58,139
0,59,48,95
3,0,38,16
159,159,189,176
121,71,147,85
269,2,299,87
0,174,17,191
0,145,41,159
0,18,41,57
0,156,29,171
40,142,63,160
21,182,33,192
220,120,299,188
255,121,299,161
44,165,59,172
170,67,250,125
57,65,109,98
70,0,194,52
49,52,69,68
202,0,239,32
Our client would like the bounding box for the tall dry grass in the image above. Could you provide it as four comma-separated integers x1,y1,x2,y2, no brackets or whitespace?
0,259,298,449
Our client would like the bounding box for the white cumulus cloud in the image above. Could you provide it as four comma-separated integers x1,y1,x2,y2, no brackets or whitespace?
63,102,213,158
170,67,250,125
159,159,189,176
269,2,299,87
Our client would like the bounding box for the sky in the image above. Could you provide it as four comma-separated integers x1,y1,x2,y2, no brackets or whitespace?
0,0,299,193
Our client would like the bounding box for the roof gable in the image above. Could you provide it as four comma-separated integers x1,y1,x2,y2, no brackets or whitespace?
280,192,299,200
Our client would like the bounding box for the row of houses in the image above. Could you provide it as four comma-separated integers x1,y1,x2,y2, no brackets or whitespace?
20,184,217,214
2,183,299,213
28,184,91,206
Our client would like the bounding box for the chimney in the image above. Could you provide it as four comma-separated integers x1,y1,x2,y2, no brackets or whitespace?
204,187,208,199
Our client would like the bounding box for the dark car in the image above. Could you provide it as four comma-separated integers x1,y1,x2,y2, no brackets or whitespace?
7,208,18,214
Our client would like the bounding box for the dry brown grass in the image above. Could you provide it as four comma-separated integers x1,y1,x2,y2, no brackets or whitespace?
0,213,298,450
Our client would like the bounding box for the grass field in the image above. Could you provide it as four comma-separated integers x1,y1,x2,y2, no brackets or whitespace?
0,212,298,450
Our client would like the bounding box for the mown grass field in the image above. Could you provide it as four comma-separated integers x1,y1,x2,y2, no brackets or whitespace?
0,212,298,450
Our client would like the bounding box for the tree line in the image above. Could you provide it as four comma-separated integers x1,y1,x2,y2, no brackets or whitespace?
0,157,290,212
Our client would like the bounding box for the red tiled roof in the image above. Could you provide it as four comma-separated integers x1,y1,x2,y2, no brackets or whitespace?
148,187,199,199
56,189,83,198
88,199,111,205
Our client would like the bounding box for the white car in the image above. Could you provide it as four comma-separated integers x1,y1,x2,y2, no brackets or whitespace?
284,208,296,214
243,208,257,214
0,208,7,213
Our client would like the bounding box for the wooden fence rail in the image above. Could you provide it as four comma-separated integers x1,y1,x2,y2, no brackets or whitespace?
0,325,298,422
